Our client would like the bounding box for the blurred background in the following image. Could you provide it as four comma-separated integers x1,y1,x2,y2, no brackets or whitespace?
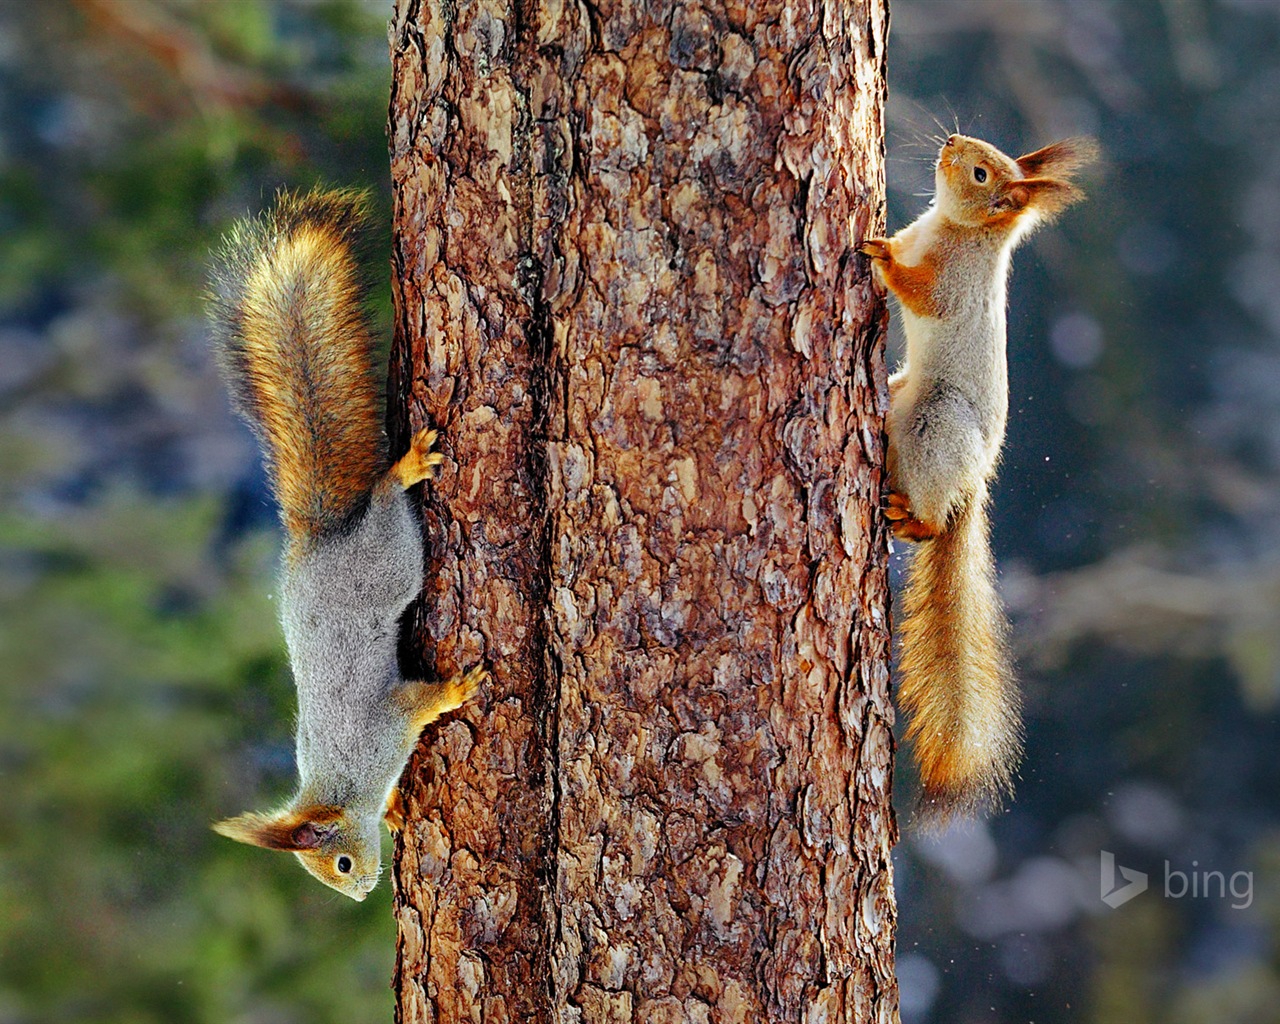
0,1,1276,1022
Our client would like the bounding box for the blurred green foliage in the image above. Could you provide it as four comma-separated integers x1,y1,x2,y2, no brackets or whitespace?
0,2,397,1021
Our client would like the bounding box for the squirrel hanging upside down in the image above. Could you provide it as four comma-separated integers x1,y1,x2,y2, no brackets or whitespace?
207,189,485,900
859,133,1098,824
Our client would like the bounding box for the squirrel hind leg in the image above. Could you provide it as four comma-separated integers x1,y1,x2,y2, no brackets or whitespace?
390,428,445,489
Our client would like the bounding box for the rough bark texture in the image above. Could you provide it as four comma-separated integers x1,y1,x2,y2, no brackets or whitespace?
386,0,895,1021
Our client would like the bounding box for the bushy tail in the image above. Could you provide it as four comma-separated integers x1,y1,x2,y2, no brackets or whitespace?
209,189,385,547
898,488,1022,825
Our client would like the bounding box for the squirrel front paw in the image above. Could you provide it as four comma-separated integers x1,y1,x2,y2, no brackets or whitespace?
384,788,407,833
449,664,488,708
398,664,489,733
858,237,892,262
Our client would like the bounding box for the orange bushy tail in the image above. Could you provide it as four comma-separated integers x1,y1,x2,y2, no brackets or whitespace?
898,487,1022,825
209,189,385,550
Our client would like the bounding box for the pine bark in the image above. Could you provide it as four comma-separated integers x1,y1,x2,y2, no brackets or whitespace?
385,0,895,1021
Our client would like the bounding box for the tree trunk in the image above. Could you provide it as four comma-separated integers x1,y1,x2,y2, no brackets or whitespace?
385,0,895,1021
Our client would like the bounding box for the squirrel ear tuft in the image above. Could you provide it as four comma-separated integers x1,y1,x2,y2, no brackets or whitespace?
212,806,342,851
1015,136,1099,179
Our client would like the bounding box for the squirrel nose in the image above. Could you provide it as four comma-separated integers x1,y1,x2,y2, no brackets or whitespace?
945,135,957,147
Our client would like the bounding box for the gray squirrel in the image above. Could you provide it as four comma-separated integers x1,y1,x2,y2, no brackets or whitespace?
208,189,484,900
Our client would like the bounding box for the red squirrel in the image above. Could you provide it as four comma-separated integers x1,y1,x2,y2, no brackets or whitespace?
207,190,485,899
860,133,1098,822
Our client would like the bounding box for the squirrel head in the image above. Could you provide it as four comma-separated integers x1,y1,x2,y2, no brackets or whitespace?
934,133,1098,230
213,803,382,901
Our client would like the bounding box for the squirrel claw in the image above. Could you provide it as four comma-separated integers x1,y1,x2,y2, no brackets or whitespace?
411,428,440,456
883,490,912,519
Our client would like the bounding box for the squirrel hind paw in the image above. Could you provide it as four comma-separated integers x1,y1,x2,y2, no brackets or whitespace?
883,491,912,519
883,491,941,542
391,428,445,488
892,517,941,542
411,428,439,454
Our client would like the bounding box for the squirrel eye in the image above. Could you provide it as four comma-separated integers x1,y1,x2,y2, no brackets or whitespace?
973,166,988,184
336,855,353,874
